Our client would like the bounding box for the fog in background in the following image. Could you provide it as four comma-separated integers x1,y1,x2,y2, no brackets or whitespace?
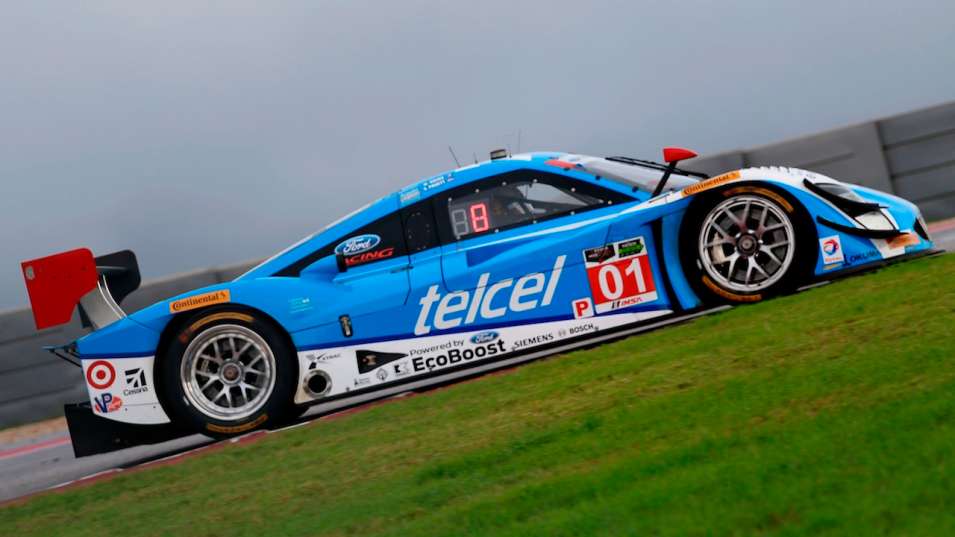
2,0,954,309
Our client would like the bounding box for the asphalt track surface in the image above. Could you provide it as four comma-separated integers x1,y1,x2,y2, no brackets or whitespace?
2,222,953,505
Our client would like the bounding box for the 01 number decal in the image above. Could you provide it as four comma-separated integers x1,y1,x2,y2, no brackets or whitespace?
583,236,657,314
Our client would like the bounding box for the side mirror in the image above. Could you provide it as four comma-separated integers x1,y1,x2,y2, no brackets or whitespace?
652,146,699,197
662,147,698,163
301,255,342,279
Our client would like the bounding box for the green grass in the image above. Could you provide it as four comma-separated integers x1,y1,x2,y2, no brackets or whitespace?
3,255,955,536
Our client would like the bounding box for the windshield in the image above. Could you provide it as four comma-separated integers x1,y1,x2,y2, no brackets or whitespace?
566,155,702,194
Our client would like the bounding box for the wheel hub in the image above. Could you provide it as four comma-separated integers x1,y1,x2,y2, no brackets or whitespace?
221,362,242,384
736,232,759,257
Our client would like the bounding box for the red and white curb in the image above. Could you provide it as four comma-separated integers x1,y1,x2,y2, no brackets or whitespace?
0,436,71,462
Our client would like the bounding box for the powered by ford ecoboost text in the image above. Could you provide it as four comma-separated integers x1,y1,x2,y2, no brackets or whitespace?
20,146,935,456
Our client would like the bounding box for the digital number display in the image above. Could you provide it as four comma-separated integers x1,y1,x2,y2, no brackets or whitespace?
449,198,491,238
469,202,490,232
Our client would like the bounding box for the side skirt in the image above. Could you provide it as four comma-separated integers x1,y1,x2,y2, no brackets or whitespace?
298,306,729,418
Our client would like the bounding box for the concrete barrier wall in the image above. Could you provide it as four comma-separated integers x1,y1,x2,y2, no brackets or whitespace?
1,100,953,429
687,101,955,220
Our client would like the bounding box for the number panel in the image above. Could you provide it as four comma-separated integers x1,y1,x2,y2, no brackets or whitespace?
583,236,657,314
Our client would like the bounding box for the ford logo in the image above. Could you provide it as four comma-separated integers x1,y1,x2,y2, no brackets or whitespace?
335,234,381,256
470,331,499,344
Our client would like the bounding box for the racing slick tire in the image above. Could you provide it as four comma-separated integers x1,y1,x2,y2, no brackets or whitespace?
679,184,816,304
157,307,298,438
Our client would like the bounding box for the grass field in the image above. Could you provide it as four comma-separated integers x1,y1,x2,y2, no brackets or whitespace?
2,255,954,536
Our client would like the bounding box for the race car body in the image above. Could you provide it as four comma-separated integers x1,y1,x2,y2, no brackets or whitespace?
21,148,935,455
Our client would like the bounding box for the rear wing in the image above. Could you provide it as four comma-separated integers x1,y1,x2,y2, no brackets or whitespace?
21,249,141,331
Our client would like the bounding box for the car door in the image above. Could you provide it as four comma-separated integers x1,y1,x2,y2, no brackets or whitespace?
290,195,413,346
417,167,634,336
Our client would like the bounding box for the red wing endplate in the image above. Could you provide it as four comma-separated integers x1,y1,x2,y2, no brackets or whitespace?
21,248,98,330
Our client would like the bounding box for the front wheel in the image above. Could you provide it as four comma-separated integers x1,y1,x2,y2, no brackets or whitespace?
680,185,815,304
158,308,298,437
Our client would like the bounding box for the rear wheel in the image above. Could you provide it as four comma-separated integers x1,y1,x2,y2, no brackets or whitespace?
158,308,298,437
680,185,815,304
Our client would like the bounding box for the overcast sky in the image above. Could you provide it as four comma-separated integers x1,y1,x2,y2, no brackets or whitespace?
2,0,954,309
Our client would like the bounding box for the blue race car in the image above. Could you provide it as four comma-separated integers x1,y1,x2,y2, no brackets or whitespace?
21,147,934,455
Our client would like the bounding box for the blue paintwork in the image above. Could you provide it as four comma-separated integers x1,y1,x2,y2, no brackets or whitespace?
74,154,933,359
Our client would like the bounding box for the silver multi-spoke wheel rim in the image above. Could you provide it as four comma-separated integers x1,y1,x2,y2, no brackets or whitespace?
180,324,276,421
698,195,796,293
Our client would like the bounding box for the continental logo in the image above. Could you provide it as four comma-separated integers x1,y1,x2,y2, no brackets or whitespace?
682,170,741,197
723,185,794,213
205,413,268,434
169,290,231,313
701,275,763,303
179,311,254,343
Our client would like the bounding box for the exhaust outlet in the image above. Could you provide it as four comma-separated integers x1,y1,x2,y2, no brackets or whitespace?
304,370,331,397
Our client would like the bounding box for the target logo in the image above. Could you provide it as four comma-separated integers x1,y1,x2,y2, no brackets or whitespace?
86,360,116,390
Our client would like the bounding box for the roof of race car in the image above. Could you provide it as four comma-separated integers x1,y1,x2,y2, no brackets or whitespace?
237,151,663,280
394,151,563,206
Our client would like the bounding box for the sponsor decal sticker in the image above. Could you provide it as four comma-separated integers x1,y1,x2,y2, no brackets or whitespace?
86,360,116,389
572,297,594,319
400,187,421,203
414,255,565,335
93,392,122,414
345,247,395,267
819,235,844,265
847,250,880,264
334,234,381,256
123,367,148,396
408,339,465,357
681,170,741,196
289,297,313,313
376,368,389,382
583,236,658,314
356,349,407,374
470,331,499,344
887,232,920,249
512,333,555,351
306,352,342,371
584,245,615,264
617,238,645,257
169,290,231,313
411,340,506,373
392,361,412,378
568,322,597,336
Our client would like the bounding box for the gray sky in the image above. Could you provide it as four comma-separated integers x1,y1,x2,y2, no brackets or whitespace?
2,0,954,309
